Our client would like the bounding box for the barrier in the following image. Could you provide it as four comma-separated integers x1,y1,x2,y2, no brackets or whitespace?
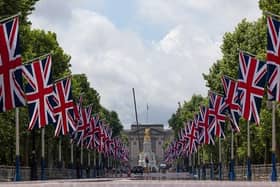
0,163,279,181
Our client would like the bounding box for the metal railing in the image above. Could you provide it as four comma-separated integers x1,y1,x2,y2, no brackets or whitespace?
198,163,280,180
1,163,280,181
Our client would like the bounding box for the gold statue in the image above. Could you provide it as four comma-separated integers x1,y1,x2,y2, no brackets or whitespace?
144,128,151,141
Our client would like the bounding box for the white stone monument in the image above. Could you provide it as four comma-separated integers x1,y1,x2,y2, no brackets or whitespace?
138,128,158,171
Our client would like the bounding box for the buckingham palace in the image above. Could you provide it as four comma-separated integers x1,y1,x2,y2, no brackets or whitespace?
123,124,173,167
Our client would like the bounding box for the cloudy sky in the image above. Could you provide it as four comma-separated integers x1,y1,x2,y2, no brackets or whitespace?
29,0,261,129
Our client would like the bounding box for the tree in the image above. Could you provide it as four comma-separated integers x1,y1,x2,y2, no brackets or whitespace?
22,29,72,80
200,0,280,164
168,94,206,138
72,74,101,111
0,0,122,169
0,0,39,25
168,0,280,165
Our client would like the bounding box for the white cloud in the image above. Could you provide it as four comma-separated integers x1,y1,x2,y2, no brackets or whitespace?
29,0,261,129
137,0,261,36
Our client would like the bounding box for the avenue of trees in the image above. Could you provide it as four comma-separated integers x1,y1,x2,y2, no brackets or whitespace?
0,0,124,168
168,0,280,166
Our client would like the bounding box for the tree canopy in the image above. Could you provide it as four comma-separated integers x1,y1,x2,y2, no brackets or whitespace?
168,0,280,165
0,0,124,167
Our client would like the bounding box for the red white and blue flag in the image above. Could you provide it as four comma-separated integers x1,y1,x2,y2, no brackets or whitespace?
237,52,267,125
208,91,228,138
193,114,201,145
177,123,189,156
197,106,214,145
221,75,241,132
112,137,120,159
267,16,280,101
97,121,106,153
103,125,112,156
52,78,77,136
186,120,199,154
22,54,55,130
0,16,25,112
74,104,92,146
84,115,100,149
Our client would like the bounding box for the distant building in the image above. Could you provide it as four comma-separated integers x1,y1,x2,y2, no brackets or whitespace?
123,124,173,167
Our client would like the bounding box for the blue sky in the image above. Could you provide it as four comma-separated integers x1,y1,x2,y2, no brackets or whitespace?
29,0,261,129
81,0,170,41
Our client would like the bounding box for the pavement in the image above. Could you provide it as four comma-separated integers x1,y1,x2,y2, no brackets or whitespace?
1,173,280,187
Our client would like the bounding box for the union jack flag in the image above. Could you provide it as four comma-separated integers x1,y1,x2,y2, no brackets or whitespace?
193,114,201,145
0,16,25,112
84,115,99,149
97,121,107,153
208,91,228,138
103,125,112,155
52,78,77,137
267,16,280,101
22,54,55,130
237,52,267,125
176,124,188,156
186,120,199,154
197,106,214,145
176,139,186,157
74,104,92,145
221,75,241,132
112,137,120,159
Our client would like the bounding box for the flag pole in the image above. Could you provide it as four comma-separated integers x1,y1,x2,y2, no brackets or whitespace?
41,128,45,180
210,153,214,180
218,137,222,180
71,143,74,168
197,150,200,179
58,137,62,168
202,148,206,180
247,120,252,180
271,101,277,181
264,11,280,19
98,152,101,177
193,153,196,177
93,150,96,178
15,107,20,181
23,53,51,65
81,143,83,178
238,49,257,57
229,129,235,180
88,151,90,178
0,12,21,23
31,129,37,180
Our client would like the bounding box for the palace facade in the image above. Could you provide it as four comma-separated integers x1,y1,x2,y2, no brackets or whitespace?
123,124,173,167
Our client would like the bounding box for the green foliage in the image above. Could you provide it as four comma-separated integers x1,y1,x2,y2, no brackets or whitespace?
119,132,128,145
72,74,124,137
203,19,266,92
21,28,72,80
168,94,206,138
0,0,124,168
202,0,274,164
72,74,101,112
259,0,280,15
99,107,123,137
168,0,280,166
0,0,39,25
